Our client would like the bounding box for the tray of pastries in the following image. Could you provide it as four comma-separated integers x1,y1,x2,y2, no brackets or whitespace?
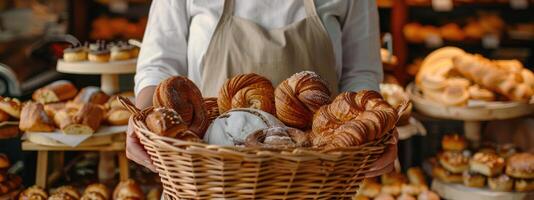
428,135,534,200
408,46,534,121
57,40,139,75
16,80,133,147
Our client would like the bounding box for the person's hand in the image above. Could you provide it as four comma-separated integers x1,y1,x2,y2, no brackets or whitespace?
365,130,398,178
126,117,157,172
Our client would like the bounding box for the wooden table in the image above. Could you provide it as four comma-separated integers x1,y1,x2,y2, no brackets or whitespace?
22,140,129,188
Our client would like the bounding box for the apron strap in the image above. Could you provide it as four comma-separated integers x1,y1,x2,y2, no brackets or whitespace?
303,0,319,17
221,0,235,21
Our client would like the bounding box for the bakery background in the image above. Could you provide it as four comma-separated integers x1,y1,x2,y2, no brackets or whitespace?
0,0,532,199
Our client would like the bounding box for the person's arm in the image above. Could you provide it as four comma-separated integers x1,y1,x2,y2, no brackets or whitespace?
134,0,190,106
339,0,383,92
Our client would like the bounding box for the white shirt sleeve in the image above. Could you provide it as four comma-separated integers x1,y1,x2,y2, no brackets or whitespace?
339,0,383,92
134,0,189,95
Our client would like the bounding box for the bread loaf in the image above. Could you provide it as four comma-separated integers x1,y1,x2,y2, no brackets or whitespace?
245,127,310,148
32,80,78,103
311,91,399,149
153,76,209,137
54,104,104,135
73,86,110,105
44,102,66,118
218,73,275,114
113,179,144,200
0,97,21,118
19,102,55,132
105,108,131,125
275,71,331,129
203,108,284,146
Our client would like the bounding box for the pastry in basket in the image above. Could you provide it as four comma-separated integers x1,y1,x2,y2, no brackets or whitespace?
63,43,88,62
88,41,110,62
33,80,78,104
407,167,426,186
379,84,412,126
515,179,534,192
311,90,400,149
145,107,188,138
506,153,534,179
397,194,416,200
203,97,219,122
453,54,533,101
417,191,440,200
153,76,209,137
432,165,462,183
19,185,48,200
110,42,132,61
204,108,284,146
19,102,55,132
83,183,110,200
358,179,381,198
245,126,310,148
0,96,21,119
469,152,505,176
441,134,467,151
275,71,331,129
54,103,104,135
218,73,275,114
488,174,513,192
113,179,144,200
73,87,110,105
462,171,485,188
50,185,81,199
438,151,469,173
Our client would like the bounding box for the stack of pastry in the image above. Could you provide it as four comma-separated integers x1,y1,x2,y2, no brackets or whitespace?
429,136,534,192
355,168,440,200
0,96,21,138
432,134,469,184
63,40,139,63
416,47,534,106
19,80,133,135
0,154,23,196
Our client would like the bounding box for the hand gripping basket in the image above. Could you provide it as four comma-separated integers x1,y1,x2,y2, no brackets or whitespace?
121,97,394,200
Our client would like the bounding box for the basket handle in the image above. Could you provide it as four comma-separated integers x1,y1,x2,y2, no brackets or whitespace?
118,96,141,115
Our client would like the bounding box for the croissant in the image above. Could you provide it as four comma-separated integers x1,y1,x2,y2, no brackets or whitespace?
311,91,398,149
153,76,209,137
218,73,275,114
275,71,331,129
453,54,533,101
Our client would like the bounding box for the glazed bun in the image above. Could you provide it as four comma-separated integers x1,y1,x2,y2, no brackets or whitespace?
505,153,534,179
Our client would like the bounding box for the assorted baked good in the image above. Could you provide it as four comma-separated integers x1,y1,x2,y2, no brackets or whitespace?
63,40,139,63
113,179,145,200
82,183,110,200
245,126,310,149
469,152,505,177
356,167,439,200
88,41,111,63
19,185,48,200
441,134,467,152
73,87,110,105
438,151,469,173
50,185,81,199
0,172,22,195
54,103,105,135
33,80,78,104
63,43,88,62
0,96,21,120
218,73,275,114
379,84,412,126
19,102,56,132
416,47,534,106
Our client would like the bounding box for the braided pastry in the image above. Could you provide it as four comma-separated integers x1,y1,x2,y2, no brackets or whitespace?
311,91,399,149
153,76,209,137
275,71,331,129
218,73,275,114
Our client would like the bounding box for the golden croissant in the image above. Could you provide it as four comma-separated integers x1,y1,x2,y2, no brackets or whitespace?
153,76,210,137
218,73,275,114
275,71,331,129
311,91,399,149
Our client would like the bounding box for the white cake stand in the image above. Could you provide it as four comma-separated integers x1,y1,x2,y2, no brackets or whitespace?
432,180,534,200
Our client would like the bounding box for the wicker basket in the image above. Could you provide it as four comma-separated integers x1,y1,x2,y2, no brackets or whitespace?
123,99,392,199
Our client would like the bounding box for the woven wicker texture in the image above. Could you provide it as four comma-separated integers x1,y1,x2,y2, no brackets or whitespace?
131,107,390,199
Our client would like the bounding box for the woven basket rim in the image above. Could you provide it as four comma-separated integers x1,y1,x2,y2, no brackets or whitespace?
132,109,393,161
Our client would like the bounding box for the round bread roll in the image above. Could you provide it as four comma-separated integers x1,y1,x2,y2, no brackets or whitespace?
506,153,534,179
113,179,144,200
275,71,331,129
80,192,106,200
218,73,275,114
245,127,310,149
417,191,440,200
397,194,416,200
18,185,48,200
48,193,77,200
375,194,395,200
441,134,467,151
488,174,513,192
203,108,284,146
83,183,109,199
51,185,80,199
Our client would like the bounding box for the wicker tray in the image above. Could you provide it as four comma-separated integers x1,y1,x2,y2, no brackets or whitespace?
121,98,392,199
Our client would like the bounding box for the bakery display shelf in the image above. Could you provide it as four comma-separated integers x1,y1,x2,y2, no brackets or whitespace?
56,59,136,75
407,1,527,9
407,83,534,147
432,180,534,200
0,188,21,200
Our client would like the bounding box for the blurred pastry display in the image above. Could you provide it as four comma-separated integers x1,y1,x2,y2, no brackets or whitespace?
113,179,145,200
356,167,438,200
63,40,139,63
63,43,88,62
0,154,23,196
415,47,534,106
380,84,412,126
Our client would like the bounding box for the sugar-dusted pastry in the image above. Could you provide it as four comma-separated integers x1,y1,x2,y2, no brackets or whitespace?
145,107,188,139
